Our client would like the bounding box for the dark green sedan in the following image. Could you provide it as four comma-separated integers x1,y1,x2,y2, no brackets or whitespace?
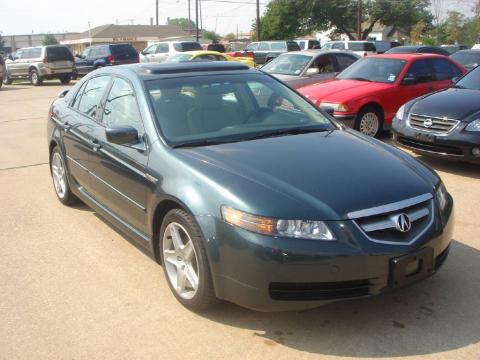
47,62,453,311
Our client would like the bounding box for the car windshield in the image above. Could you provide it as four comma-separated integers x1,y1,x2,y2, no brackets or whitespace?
337,57,406,83
455,66,480,90
146,73,334,146
451,52,480,68
165,54,194,63
261,54,312,75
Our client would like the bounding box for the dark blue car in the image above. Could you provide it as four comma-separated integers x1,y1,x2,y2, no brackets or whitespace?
73,43,139,78
47,62,453,311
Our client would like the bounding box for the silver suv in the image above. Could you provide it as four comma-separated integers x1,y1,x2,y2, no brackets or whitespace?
139,41,202,63
4,45,75,86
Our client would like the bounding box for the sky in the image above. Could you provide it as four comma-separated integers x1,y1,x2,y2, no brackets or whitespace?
1,0,478,37
1,0,269,36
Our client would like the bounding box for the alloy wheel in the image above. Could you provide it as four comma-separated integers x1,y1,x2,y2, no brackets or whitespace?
359,112,379,137
162,222,200,300
51,152,67,199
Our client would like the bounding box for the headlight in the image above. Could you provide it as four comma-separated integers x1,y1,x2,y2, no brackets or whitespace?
319,102,349,112
395,104,406,120
436,182,448,212
465,119,480,132
221,206,335,240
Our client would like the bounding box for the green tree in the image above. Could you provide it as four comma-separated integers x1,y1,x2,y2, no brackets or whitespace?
168,17,196,31
444,11,465,44
202,30,221,43
463,15,480,46
224,33,237,42
257,0,432,41
42,33,59,45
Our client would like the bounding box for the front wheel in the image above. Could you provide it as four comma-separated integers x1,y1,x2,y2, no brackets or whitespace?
355,106,383,137
160,209,218,311
30,69,43,86
3,74,12,85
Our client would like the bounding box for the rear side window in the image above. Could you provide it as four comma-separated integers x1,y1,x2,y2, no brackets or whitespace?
102,78,143,135
332,42,346,50
173,42,202,52
258,43,270,51
91,47,110,58
287,42,300,51
111,44,138,57
336,54,358,70
46,46,74,61
76,76,111,118
157,43,169,53
23,48,42,59
407,59,434,83
431,58,454,80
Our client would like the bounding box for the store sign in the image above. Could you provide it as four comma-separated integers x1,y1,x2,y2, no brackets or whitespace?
113,37,137,42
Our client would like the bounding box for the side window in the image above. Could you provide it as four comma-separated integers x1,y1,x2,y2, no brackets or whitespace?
71,81,88,109
258,43,270,51
314,55,335,73
89,48,98,58
450,63,462,78
14,50,23,60
97,46,110,57
77,76,111,118
157,44,169,53
336,54,358,70
332,42,346,50
22,49,32,59
196,54,216,61
406,60,434,83
216,55,227,61
81,48,90,58
143,44,157,55
245,43,258,51
102,78,143,135
431,59,453,81
298,41,306,50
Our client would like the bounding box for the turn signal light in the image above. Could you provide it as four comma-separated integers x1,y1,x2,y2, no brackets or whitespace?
222,207,274,235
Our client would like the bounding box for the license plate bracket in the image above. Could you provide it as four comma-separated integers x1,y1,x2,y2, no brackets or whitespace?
389,248,434,288
415,132,436,143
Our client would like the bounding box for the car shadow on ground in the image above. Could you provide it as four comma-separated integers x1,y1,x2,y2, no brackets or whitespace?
5,81,75,87
201,240,480,357
415,155,480,180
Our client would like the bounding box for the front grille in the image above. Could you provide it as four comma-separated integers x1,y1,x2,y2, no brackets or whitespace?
269,280,370,301
397,136,463,156
408,114,459,134
351,194,433,245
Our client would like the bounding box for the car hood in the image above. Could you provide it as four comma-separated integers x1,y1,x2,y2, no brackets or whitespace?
409,88,480,121
175,130,437,220
297,79,392,103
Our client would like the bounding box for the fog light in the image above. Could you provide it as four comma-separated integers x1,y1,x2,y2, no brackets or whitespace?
472,147,480,157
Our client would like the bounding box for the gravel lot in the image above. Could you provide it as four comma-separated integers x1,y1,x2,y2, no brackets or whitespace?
1,81,479,360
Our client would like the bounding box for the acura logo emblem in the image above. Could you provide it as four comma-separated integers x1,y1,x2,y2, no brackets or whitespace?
395,213,412,233
424,118,433,128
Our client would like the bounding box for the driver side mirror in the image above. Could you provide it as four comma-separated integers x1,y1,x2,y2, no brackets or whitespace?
75,54,83,59
306,67,320,75
322,106,335,116
105,126,139,145
401,75,417,85
8,54,14,61
451,76,460,84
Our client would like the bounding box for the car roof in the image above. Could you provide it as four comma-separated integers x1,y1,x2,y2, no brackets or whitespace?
94,61,253,79
367,53,447,60
280,49,360,56
453,49,480,54
183,50,224,56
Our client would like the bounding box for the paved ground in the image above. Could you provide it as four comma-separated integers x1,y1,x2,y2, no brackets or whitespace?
0,81,479,360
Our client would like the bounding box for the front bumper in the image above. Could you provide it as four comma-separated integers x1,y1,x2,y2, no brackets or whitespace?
196,202,454,311
393,118,480,164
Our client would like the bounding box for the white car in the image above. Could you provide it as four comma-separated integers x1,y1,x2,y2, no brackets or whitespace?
140,41,202,63
323,41,377,57
472,44,480,50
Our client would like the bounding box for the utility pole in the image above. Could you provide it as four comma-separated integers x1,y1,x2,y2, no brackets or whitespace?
357,0,362,40
156,0,159,26
256,0,260,41
195,0,199,42
199,0,203,35
188,0,191,34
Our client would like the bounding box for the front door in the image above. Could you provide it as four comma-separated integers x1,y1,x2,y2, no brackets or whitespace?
87,76,150,234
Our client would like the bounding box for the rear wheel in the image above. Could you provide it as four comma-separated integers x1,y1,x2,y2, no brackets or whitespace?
29,69,43,86
50,146,79,205
160,209,218,311
355,106,383,137
59,74,71,84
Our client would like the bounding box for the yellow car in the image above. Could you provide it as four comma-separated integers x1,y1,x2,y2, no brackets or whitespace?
165,50,255,68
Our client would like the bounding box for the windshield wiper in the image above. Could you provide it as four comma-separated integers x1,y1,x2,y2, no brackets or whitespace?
348,77,372,82
172,139,232,148
241,127,331,141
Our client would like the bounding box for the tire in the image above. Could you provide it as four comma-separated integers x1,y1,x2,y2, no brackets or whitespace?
354,105,383,137
0,79,2,89
60,74,71,84
160,209,218,311
29,68,43,86
50,146,79,205
3,73,12,85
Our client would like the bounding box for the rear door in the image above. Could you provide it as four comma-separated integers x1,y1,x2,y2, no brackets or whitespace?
153,43,170,63
397,59,437,110
88,76,150,233
75,48,92,75
8,50,24,76
255,42,270,64
17,49,31,76
62,75,112,192
430,58,462,91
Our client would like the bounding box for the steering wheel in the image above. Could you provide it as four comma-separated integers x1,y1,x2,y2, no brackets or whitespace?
244,107,273,124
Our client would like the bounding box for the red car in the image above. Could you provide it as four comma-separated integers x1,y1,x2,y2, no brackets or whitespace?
297,53,467,136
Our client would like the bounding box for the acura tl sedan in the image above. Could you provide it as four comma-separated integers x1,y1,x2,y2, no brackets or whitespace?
48,62,453,311
393,63,480,163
